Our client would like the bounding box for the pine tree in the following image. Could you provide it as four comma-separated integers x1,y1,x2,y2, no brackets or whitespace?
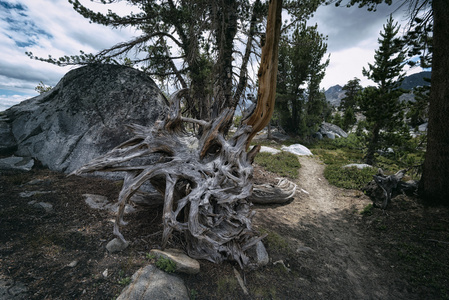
340,78,362,131
275,23,329,137
331,0,449,211
358,15,408,165
340,78,362,112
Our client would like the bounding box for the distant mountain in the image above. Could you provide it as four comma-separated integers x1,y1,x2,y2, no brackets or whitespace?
324,84,344,107
400,71,431,90
325,71,431,107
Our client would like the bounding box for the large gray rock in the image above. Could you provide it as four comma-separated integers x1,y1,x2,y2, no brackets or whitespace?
2,64,169,173
0,115,16,154
319,122,348,138
117,265,189,300
281,144,313,156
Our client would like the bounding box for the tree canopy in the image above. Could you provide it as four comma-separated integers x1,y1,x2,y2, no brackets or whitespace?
28,0,324,123
331,0,449,204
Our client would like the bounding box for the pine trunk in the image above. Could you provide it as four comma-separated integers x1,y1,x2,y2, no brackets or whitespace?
419,0,449,204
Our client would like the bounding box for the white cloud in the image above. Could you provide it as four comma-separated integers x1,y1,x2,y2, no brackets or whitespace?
0,0,140,110
310,2,423,89
0,0,431,112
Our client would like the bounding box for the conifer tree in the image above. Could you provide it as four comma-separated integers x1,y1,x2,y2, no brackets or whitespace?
340,78,362,131
358,15,408,164
340,78,362,112
275,23,329,137
332,0,449,204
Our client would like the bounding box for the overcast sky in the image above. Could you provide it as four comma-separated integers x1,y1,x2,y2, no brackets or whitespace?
0,0,427,111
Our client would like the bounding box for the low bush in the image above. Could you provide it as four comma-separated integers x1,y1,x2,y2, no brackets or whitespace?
324,165,377,190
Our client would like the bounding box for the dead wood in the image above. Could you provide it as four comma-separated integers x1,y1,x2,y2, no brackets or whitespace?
370,169,417,209
250,178,297,204
73,0,285,267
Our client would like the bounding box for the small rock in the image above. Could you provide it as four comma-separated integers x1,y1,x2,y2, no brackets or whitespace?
296,246,315,253
28,200,53,212
0,274,28,299
150,248,200,274
21,191,52,198
117,265,189,300
67,260,78,268
102,269,108,277
37,202,53,212
26,179,43,185
247,241,269,267
0,156,34,171
106,238,129,253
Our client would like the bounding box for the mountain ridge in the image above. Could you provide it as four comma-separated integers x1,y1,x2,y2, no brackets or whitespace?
325,71,431,107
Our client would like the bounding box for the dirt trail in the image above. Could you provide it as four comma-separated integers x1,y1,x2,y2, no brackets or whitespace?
254,156,414,299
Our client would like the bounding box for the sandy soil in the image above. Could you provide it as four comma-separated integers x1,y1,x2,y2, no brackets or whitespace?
253,156,413,299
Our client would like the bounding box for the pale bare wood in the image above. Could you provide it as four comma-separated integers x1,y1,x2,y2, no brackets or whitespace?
73,0,286,268
243,0,283,148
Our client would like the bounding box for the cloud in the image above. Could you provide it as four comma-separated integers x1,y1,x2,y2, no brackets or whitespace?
0,0,140,110
310,2,415,89
0,90,36,111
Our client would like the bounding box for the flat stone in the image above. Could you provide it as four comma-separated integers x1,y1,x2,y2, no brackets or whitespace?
281,144,313,156
117,265,189,300
106,238,129,253
20,191,52,198
255,241,269,266
150,248,200,274
27,200,53,212
296,246,315,253
0,156,34,171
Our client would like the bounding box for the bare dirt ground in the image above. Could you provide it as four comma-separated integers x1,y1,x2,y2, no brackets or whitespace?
1,155,448,299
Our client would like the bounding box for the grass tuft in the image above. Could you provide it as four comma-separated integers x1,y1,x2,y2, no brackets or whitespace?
254,151,301,179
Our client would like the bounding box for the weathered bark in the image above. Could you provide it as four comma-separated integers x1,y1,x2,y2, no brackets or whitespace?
73,0,286,267
74,89,262,267
419,0,449,204
373,169,406,209
250,178,296,204
243,0,283,147
364,169,417,209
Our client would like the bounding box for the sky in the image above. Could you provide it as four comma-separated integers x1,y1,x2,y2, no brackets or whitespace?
0,0,428,111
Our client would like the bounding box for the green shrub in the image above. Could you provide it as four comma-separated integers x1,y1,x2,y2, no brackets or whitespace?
360,204,373,216
324,165,377,190
254,151,301,179
155,256,177,273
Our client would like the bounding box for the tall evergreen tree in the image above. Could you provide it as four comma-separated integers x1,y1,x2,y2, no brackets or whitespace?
275,23,329,137
340,78,362,131
340,78,362,112
358,15,408,164
332,0,449,206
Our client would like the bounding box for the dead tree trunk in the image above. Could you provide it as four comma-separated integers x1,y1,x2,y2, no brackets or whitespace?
73,0,286,268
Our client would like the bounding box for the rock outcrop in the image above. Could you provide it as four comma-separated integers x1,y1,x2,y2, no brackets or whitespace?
318,122,348,139
0,64,169,173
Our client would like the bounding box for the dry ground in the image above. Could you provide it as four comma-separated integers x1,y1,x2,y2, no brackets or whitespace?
1,155,448,299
